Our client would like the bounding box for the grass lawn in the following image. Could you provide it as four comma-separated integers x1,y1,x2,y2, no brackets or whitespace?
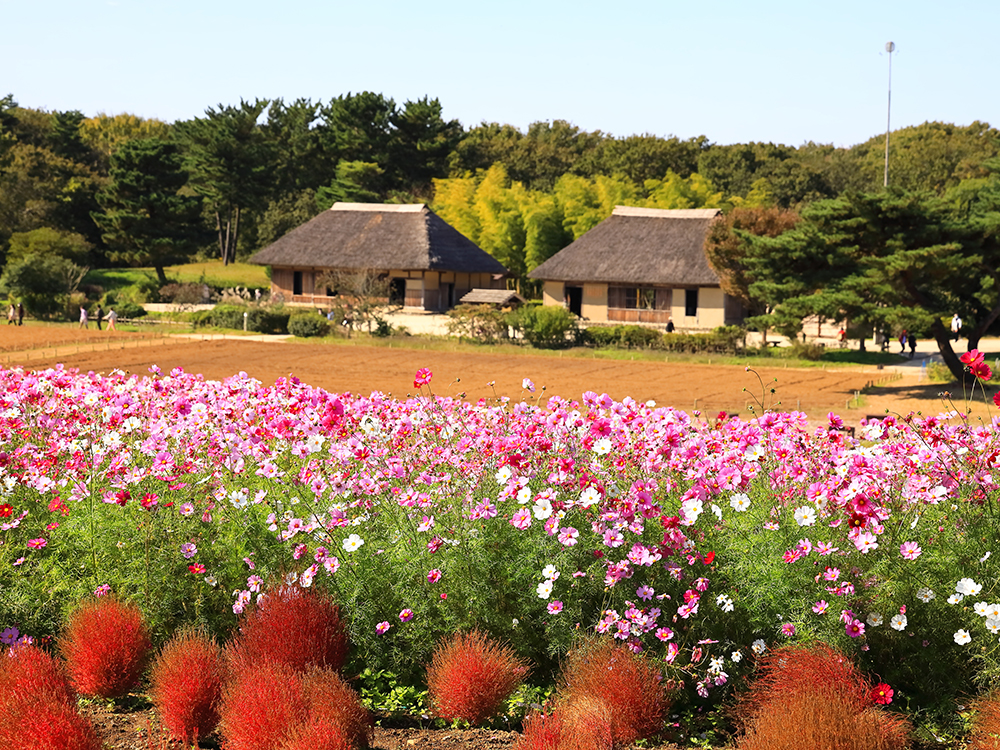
84,261,269,292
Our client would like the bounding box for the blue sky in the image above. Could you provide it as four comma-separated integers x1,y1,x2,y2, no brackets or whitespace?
5,0,998,147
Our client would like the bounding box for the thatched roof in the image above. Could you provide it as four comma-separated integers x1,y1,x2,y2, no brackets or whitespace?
250,203,508,275
528,206,722,286
459,289,525,306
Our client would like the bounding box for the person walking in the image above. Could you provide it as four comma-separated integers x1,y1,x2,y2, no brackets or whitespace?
106,308,117,332
907,331,917,359
16,303,23,326
6,304,14,326
951,313,962,341
898,330,907,354
95,305,104,331
79,306,88,329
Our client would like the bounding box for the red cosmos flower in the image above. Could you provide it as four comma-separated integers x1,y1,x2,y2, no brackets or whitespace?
961,349,985,367
188,563,206,574
660,515,680,530
871,682,894,705
0,503,12,518
702,551,716,565
971,361,993,380
413,368,433,388
994,391,1000,409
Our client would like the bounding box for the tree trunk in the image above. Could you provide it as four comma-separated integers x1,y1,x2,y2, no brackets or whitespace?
966,301,1000,351
931,319,976,385
155,265,167,285
229,205,240,267
215,210,226,264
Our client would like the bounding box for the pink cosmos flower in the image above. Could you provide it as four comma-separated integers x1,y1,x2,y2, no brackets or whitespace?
655,627,674,641
781,623,796,637
558,527,579,546
188,563,206,574
247,575,263,593
26,538,46,550
900,541,922,560
399,608,414,622
812,600,829,614
94,584,111,597
637,585,654,601
547,601,563,614
413,368,433,388
427,569,442,583
961,349,985,367
510,508,531,530
665,642,680,663
846,619,865,638
180,543,197,559
376,621,391,634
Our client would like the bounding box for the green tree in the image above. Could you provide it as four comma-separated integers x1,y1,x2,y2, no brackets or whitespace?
92,138,208,284
262,98,330,195
6,227,91,266
697,142,831,207
589,133,709,182
388,96,462,193
746,190,1000,378
257,189,319,248
176,99,276,265
316,161,385,210
317,92,395,173
0,252,87,319
79,113,172,170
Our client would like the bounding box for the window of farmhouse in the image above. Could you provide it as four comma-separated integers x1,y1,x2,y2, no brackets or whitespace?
608,286,671,310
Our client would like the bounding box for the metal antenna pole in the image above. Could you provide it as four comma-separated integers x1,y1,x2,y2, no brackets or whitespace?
884,41,895,188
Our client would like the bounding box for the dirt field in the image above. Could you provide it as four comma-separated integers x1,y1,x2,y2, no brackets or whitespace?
0,325,971,426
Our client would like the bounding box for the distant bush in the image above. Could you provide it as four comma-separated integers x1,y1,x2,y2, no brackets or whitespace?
289,314,330,338
580,324,744,354
197,304,290,334
510,306,579,348
446,304,511,344
787,341,826,361
112,300,147,319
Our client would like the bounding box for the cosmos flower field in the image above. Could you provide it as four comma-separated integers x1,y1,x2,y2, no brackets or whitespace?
1,362,999,721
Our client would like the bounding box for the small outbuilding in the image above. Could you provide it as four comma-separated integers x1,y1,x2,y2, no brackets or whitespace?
250,203,508,311
528,206,743,330
458,289,525,307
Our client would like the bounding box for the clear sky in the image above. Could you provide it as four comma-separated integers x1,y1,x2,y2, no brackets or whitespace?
5,0,997,148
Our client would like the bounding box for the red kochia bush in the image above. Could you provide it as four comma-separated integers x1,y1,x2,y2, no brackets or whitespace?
0,644,99,750
965,690,1000,750
59,596,152,699
560,639,671,745
299,667,373,749
735,643,911,750
426,630,530,726
512,710,565,750
149,628,226,744
231,584,348,673
280,720,351,750
218,659,309,750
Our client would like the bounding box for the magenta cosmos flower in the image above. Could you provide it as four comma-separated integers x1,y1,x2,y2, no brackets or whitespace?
413,368,432,388
399,609,414,622
376,621,391,634
427,569,442,583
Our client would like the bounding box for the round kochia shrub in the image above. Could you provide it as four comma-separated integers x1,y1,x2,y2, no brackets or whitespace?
289,313,330,338
426,630,530,725
149,628,226,744
58,596,151,699
229,584,349,674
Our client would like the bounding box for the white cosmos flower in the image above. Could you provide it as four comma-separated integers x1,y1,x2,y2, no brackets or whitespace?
794,506,817,527
866,613,883,627
751,639,766,655
948,593,965,605
536,580,553,599
542,565,559,581
890,614,907,631
579,487,601,508
954,629,972,645
533,498,553,520
730,493,751,512
495,466,513,484
516,487,533,504
916,587,935,603
593,438,612,455
986,618,1000,634
342,534,364,552
957,578,983,596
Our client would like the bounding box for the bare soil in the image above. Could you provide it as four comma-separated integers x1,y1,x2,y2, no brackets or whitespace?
1,331,928,426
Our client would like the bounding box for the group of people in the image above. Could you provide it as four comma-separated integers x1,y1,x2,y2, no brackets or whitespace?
5,303,24,326
79,305,117,331
896,329,918,359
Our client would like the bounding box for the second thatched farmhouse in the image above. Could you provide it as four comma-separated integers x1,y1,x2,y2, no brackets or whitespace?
250,203,508,311
528,206,744,330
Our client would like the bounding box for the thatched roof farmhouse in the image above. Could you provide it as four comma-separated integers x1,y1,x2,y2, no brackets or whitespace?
528,206,743,330
250,203,508,311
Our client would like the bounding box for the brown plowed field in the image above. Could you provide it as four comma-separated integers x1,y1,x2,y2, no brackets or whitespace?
1,325,973,426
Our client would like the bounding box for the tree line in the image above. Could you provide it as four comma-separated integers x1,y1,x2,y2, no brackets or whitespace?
1,90,999,349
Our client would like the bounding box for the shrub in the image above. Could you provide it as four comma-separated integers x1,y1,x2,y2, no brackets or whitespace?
0,643,99,750
967,691,1000,749
4,700,101,750
446,304,511,344
289,313,330,338
560,640,670,745
426,630,530,726
738,690,911,750
620,325,662,349
281,720,352,750
247,306,290,334
511,306,579,348
579,325,623,348
230,584,349,674
59,596,151,699
299,667,373,749
735,644,911,750
219,660,308,750
149,628,226,744
112,300,147,319
512,710,565,750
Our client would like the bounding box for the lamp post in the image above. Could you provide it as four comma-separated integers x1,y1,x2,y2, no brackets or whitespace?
884,41,895,188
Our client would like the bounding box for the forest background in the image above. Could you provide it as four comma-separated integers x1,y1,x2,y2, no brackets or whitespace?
1,91,999,319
